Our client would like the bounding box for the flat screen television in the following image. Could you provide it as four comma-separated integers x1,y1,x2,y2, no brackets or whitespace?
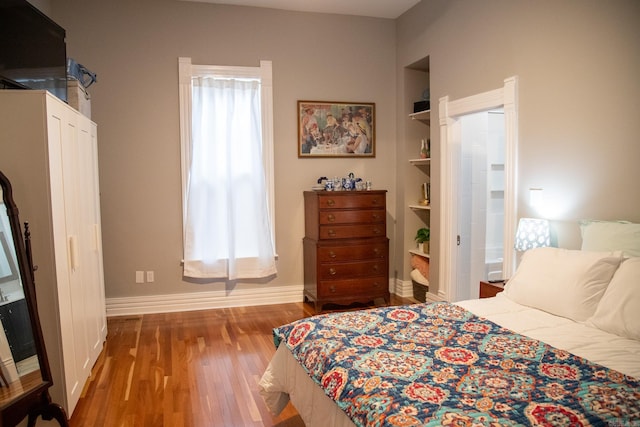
0,0,67,102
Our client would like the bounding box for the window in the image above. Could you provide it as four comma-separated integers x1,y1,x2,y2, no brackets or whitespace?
178,58,276,280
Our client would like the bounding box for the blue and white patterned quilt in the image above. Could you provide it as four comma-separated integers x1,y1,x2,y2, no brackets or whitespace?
273,302,640,426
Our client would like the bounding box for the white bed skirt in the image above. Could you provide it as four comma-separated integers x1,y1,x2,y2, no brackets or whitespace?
259,342,356,426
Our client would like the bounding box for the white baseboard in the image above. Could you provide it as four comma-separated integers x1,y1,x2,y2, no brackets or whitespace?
106,280,419,317
425,291,444,302
391,278,414,298
106,284,305,317
391,278,444,303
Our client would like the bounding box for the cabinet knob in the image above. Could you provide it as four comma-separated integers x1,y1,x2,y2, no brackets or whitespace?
372,265,379,272
372,228,381,235
371,198,380,205
327,214,335,222
328,251,337,258
372,214,380,220
328,230,336,237
373,248,380,255
373,281,381,288
329,268,337,276
329,285,336,293
326,199,335,207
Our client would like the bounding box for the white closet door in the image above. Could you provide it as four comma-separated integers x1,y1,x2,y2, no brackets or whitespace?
46,97,85,413
77,117,106,364
91,122,107,345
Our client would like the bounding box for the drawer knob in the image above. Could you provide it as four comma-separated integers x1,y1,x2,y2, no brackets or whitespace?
372,228,381,235
327,214,335,222
326,199,335,206
328,229,336,237
330,285,336,293
373,281,381,287
373,248,380,255
329,268,337,275
372,214,380,220
371,199,379,205
372,265,379,272
328,251,337,259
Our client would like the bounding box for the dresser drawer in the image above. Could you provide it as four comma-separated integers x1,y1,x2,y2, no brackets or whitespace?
318,193,385,210
319,209,384,225
319,224,386,239
318,242,387,262
317,277,387,298
318,259,386,280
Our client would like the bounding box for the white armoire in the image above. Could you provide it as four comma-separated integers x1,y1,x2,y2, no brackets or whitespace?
0,90,107,416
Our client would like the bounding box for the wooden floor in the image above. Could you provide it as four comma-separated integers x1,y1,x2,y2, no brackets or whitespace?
69,295,415,427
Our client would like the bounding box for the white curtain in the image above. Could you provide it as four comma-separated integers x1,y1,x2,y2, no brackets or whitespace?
183,76,277,279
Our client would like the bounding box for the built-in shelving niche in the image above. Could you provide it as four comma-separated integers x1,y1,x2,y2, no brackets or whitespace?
402,56,431,299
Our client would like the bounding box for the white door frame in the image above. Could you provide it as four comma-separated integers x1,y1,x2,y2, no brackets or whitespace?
438,76,518,301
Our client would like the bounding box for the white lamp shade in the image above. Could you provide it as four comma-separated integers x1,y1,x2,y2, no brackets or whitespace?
515,218,550,251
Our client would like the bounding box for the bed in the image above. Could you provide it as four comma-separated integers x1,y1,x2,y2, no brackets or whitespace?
259,223,640,426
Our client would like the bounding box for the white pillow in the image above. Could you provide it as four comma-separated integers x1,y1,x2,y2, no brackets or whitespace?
504,247,622,321
588,257,640,341
580,220,640,257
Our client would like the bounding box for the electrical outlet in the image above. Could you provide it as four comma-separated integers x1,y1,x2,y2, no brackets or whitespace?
146,271,155,283
135,271,144,283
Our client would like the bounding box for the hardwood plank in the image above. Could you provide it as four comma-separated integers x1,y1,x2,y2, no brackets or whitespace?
69,295,416,426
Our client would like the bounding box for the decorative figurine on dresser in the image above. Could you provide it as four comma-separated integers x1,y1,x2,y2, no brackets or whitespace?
303,189,389,311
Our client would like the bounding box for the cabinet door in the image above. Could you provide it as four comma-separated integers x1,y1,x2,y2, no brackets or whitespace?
0,300,36,362
46,97,88,413
77,118,106,365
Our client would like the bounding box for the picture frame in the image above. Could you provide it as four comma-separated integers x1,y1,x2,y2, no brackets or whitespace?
298,100,375,158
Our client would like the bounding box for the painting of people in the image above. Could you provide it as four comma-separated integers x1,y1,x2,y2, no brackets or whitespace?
298,101,375,157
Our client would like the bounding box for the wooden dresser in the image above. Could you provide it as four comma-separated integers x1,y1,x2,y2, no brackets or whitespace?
303,190,389,311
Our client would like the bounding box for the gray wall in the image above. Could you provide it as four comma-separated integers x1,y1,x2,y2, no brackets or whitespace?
396,0,640,293
26,0,51,15
49,0,640,302
51,0,397,300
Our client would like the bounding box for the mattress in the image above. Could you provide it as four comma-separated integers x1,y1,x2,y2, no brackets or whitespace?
259,294,640,426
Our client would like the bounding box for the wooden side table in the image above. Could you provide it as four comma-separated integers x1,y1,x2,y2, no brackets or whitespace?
479,280,506,298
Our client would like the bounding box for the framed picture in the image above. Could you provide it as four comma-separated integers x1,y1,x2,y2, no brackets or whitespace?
298,100,375,158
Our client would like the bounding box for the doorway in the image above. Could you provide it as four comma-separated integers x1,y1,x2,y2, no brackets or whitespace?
457,110,505,301
438,77,518,302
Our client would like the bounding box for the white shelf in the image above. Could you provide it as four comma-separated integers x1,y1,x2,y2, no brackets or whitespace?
409,249,430,259
409,109,430,124
409,204,431,211
407,102,431,281
408,158,431,165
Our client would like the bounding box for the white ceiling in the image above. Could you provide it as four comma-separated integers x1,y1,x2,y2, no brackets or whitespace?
180,0,421,19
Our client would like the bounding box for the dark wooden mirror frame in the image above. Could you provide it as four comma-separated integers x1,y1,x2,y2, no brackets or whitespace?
0,171,67,427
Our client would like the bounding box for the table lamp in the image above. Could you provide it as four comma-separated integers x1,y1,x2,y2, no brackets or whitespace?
514,218,550,251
